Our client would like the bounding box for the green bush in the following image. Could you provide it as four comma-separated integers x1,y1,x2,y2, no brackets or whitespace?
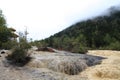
71,45,88,54
6,35,31,66
107,41,120,50
1,40,18,50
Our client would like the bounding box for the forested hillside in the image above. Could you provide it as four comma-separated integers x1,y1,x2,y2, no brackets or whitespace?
33,7,120,53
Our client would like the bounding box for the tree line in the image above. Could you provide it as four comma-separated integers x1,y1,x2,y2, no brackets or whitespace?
32,7,120,53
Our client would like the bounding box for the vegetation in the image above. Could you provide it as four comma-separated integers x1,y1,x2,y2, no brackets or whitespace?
6,32,31,66
33,7,120,53
0,9,31,66
0,10,13,49
1,40,18,50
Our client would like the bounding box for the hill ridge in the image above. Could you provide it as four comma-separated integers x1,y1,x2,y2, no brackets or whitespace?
33,7,120,53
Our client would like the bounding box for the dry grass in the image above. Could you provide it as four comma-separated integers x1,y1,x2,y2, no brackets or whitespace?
92,65,120,79
88,50,120,57
80,50,120,80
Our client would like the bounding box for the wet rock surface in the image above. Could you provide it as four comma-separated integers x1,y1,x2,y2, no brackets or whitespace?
0,49,105,80
29,50,105,75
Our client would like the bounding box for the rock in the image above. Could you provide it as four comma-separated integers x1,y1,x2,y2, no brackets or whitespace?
1,51,5,54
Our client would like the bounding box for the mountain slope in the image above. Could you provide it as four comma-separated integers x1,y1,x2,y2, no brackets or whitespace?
34,7,120,53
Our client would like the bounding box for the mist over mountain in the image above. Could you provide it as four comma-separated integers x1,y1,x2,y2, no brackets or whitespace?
33,6,120,53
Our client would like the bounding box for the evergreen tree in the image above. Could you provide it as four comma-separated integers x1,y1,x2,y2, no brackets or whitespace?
0,10,12,48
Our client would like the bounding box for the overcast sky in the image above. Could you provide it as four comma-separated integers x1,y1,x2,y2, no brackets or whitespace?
0,0,120,40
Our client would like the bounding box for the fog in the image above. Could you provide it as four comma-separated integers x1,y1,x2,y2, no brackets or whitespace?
0,0,120,40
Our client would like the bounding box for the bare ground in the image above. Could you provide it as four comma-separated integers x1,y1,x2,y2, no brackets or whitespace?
0,50,120,80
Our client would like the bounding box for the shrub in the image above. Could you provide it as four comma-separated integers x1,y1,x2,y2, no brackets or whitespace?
108,41,120,50
1,40,18,50
6,33,31,66
71,45,88,54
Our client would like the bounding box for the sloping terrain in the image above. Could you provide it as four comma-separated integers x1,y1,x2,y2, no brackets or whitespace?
36,7,120,53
